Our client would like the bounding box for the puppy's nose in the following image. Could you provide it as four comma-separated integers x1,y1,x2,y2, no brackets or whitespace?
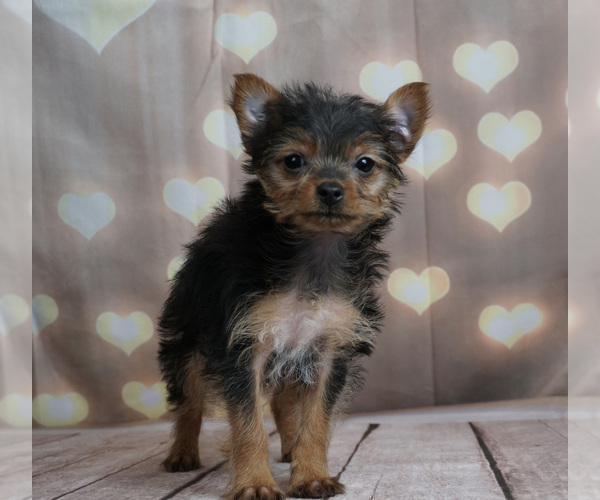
316,181,344,207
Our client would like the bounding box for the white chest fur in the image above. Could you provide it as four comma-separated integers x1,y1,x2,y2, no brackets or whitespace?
230,290,371,386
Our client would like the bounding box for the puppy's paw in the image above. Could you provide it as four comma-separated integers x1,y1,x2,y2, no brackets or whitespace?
162,452,201,472
288,477,345,498
231,484,286,500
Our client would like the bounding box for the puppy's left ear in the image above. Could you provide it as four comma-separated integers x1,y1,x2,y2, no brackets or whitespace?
230,73,282,154
382,82,430,162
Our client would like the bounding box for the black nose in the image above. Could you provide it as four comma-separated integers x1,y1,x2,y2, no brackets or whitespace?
316,182,344,207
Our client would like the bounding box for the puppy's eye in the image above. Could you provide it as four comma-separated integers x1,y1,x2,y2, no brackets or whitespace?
355,157,375,174
283,154,305,171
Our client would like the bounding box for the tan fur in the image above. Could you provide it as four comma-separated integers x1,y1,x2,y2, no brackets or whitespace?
286,379,345,497
162,355,205,472
227,396,283,500
258,156,398,234
270,384,300,462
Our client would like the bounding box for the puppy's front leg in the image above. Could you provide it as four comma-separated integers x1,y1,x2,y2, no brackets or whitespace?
288,373,345,498
226,370,284,500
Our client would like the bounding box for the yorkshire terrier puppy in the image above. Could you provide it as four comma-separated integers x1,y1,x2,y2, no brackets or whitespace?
158,73,429,499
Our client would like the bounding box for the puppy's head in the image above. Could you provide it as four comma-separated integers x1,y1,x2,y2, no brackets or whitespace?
230,73,430,234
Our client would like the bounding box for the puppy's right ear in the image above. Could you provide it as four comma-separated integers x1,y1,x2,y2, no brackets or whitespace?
230,74,282,154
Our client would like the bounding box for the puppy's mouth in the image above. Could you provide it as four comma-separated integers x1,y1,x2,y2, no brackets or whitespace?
301,211,357,222
292,211,365,234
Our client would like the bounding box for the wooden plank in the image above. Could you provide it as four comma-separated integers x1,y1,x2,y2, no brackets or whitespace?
33,427,174,499
543,418,567,438
328,420,381,475
0,430,31,447
58,421,231,500
569,418,600,499
0,442,31,477
0,468,33,500
32,423,172,464
334,422,504,499
473,420,567,499
0,431,33,500
0,432,32,474
572,417,600,439
53,420,281,499
27,415,572,499
163,419,505,499
34,432,80,447
33,444,168,500
33,427,169,476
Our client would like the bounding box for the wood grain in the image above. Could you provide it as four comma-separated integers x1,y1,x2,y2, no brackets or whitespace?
472,420,567,499
336,421,504,499
569,418,600,499
31,413,570,500
0,430,32,500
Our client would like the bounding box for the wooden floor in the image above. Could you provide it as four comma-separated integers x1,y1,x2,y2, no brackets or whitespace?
17,398,598,499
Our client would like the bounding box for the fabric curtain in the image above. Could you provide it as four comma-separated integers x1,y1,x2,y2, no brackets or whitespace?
28,0,568,427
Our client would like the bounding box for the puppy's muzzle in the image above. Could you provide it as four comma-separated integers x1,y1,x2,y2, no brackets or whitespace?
317,181,344,207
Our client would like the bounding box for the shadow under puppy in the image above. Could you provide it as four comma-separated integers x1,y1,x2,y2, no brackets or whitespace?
158,74,429,499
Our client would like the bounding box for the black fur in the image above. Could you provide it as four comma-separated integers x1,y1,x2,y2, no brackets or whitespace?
240,83,406,184
157,79,417,419
158,179,393,411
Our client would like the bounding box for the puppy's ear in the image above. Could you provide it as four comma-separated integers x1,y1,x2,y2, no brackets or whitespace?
382,82,430,162
230,74,282,154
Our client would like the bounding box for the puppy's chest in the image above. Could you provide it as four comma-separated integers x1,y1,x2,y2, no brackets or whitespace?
238,290,365,386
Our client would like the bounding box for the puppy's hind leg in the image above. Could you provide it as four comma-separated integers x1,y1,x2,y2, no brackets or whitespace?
271,382,300,463
163,358,205,472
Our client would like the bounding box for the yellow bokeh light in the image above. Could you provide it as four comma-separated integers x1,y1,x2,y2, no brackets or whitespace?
388,267,450,315
467,182,532,232
478,111,542,162
453,41,519,93
479,303,543,348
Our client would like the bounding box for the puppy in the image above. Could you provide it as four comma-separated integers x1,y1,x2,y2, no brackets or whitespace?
158,73,429,499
